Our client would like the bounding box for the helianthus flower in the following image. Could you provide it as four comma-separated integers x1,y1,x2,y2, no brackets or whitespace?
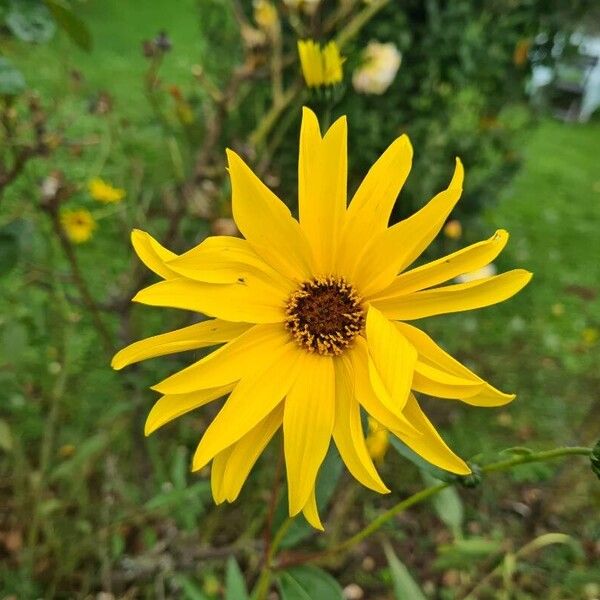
88,177,126,204
60,208,96,244
112,107,531,529
297,40,344,88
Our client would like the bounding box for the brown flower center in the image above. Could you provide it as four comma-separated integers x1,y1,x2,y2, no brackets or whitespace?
285,276,364,356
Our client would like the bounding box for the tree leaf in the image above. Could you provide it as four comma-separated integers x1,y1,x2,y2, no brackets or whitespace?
382,540,427,600
43,0,92,51
278,566,343,600
0,57,26,96
5,0,56,43
225,556,248,600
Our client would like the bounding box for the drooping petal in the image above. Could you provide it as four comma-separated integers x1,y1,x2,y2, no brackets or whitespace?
301,487,324,531
227,149,314,280
284,353,335,515
166,235,292,290
218,404,284,502
133,275,287,324
298,111,347,272
333,359,389,493
353,159,464,296
366,306,417,415
392,394,471,475
347,338,418,436
396,322,515,406
373,229,509,298
337,134,412,275
192,343,301,471
153,323,287,395
211,445,234,505
145,384,234,435
372,270,532,320
112,319,252,370
412,362,484,399
131,229,178,280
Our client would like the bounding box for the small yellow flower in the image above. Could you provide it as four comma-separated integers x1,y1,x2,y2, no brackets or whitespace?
60,209,96,244
88,177,126,204
582,327,599,346
298,40,343,88
366,418,389,462
253,0,278,34
113,107,531,530
443,219,462,240
352,41,402,95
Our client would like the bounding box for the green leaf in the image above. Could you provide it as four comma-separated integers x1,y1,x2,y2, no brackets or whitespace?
390,436,457,483
171,575,211,600
225,557,248,600
278,566,343,600
382,541,427,600
421,471,464,537
5,0,56,43
43,0,92,51
0,57,26,95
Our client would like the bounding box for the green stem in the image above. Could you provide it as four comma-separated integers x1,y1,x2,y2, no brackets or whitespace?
253,519,292,600
335,0,391,50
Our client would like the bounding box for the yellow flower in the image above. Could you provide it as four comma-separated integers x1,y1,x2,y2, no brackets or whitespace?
443,219,462,240
352,41,402,95
88,177,126,204
297,40,343,88
60,209,96,244
112,107,531,530
253,0,278,34
366,418,389,462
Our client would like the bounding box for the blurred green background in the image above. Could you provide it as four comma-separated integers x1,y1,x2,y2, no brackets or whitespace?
1,0,599,598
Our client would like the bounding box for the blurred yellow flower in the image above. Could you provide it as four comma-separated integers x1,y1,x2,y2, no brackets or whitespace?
88,177,126,204
366,418,389,462
253,0,278,33
113,107,531,530
582,327,598,346
443,219,462,240
298,40,343,88
352,41,401,95
60,209,96,244
284,0,320,15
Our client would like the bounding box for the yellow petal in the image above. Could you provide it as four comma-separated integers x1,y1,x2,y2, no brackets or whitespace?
354,159,464,296
337,135,412,275
373,269,533,320
227,149,314,280
412,361,484,399
333,359,389,493
133,275,287,323
111,319,251,370
395,322,515,406
393,394,471,475
366,306,417,414
347,337,420,437
374,229,509,298
166,235,292,291
145,384,233,436
192,343,301,471
211,445,234,505
131,229,178,279
220,404,284,502
299,112,347,272
153,323,287,395
301,487,324,531
284,353,335,515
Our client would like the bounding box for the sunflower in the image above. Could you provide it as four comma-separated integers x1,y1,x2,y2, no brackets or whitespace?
112,107,531,529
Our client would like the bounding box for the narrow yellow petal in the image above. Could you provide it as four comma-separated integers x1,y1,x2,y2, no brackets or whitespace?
131,229,178,280
299,114,347,272
221,404,283,502
373,269,533,320
412,361,484,399
111,319,251,370
145,385,233,436
366,306,417,414
393,394,471,475
166,235,292,290
211,445,234,505
133,275,287,323
337,135,412,275
192,343,301,471
298,106,322,217
301,487,324,531
373,229,509,298
333,359,389,493
395,322,515,406
153,323,287,395
284,354,335,515
227,149,314,280
353,159,464,296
